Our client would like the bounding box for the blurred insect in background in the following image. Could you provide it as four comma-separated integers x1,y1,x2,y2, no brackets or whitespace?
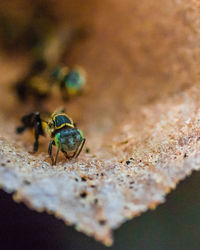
51,66,86,100
13,22,87,104
15,65,86,103
0,1,87,105
14,26,87,104
16,109,86,165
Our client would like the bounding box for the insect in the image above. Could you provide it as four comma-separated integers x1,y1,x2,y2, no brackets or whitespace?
16,110,86,165
15,66,86,103
51,65,86,100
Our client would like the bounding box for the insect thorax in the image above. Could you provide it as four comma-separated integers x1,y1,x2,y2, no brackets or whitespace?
54,114,73,129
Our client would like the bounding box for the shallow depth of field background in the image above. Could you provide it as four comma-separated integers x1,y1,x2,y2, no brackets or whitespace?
0,0,200,249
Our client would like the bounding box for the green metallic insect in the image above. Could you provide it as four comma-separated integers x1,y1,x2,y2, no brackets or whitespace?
51,65,86,100
16,110,86,165
15,66,86,103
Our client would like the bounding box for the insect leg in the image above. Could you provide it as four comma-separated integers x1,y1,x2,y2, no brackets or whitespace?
16,125,27,134
16,112,37,134
48,140,55,165
33,121,40,152
63,151,70,159
54,147,60,165
66,141,82,159
70,147,79,159
33,112,43,153
75,138,86,158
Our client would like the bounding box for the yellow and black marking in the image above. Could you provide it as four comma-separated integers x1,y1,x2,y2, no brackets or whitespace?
16,110,86,165
45,112,74,137
53,114,74,130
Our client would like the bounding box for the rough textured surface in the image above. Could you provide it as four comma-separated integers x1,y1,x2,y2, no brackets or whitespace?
0,0,200,246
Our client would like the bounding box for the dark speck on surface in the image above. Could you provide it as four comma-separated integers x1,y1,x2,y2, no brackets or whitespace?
80,192,87,198
85,148,90,153
99,220,106,226
81,177,87,182
94,198,98,204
